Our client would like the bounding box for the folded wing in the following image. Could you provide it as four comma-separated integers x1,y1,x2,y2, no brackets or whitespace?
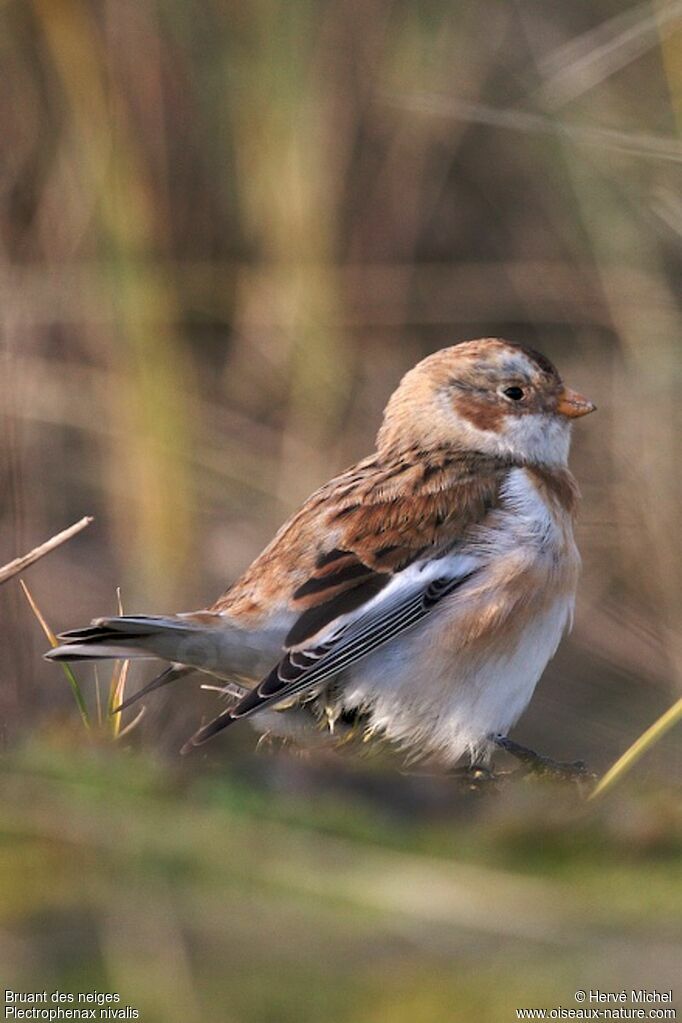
182,562,478,751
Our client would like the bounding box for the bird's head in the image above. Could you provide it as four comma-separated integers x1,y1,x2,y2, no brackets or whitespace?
377,338,595,467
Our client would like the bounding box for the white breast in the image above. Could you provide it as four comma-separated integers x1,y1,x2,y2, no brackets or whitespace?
341,467,580,765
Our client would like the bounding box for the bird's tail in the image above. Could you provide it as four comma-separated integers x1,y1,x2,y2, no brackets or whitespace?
45,613,280,680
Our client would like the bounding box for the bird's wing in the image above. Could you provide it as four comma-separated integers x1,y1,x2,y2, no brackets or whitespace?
211,447,509,640
182,556,479,750
181,449,513,750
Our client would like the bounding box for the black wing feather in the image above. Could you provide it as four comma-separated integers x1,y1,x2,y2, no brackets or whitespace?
182,569,477,751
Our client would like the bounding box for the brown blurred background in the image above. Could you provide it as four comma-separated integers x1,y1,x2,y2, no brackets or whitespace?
0,2,680,1020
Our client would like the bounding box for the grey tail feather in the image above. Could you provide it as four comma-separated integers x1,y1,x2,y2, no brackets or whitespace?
114,664,193,714
44,615,190,662
65,617,185,634
56,616,183,643
45,645,151,662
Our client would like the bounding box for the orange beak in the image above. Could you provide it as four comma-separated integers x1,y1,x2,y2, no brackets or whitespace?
556,386,596,419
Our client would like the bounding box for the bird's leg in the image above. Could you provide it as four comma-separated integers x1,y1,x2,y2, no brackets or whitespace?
492,734,595,783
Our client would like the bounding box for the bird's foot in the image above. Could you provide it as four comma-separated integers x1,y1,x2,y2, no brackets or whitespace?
449,763,510,795
492,735,596,785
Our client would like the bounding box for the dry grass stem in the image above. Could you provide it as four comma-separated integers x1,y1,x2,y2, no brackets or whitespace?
0,516,93,586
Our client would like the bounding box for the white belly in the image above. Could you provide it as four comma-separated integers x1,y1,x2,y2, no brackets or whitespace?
341,593,573,765
339,466,579,765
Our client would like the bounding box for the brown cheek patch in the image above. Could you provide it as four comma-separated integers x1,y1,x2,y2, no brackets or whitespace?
453,394,505,433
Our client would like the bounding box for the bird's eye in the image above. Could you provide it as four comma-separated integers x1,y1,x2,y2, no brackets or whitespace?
503,386,525,401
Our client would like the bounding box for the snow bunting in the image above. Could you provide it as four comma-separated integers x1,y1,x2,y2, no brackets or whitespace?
47,338,595,768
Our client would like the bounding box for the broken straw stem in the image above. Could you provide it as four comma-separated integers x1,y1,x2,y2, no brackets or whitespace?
0,516,93,586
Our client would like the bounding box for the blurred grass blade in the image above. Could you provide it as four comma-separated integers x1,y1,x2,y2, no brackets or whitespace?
0,516,93,585
94,665,102,727
20,578,91,731
108,588,130,738
116,704,146,740
589,697,682,800
108,660,130,739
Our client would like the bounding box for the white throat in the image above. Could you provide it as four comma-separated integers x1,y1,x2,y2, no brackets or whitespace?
454,412,572,467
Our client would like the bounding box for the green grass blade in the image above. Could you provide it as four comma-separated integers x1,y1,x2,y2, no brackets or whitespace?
20,578,91,732
589,697,682,800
